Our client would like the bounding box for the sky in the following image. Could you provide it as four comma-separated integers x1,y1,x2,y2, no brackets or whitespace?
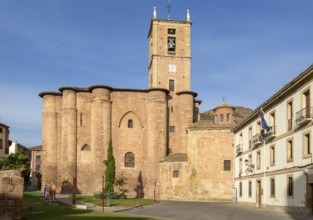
0,0,312,147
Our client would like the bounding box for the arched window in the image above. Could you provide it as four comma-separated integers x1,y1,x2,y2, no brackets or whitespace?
128,119,133,128
125,152,135,167
81,144,91,151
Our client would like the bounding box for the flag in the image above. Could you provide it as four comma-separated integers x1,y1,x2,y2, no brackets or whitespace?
259,108,271,131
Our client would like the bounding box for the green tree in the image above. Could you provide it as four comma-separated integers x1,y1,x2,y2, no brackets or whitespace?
0,152,30,176
103,139,116,193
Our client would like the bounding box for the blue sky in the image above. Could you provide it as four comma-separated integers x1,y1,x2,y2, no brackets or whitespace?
0,0,312,147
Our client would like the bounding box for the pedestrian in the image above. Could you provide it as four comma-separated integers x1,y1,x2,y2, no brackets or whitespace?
50,183,56,200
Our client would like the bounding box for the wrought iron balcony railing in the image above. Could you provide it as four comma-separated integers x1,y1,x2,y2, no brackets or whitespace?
236,144,243,154
252,134,262,147
261,126,276,141
295,107,313,126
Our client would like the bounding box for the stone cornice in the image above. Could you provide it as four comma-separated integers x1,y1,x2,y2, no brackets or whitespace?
38,91,62,98
0,123,9,129
195,99,202,104
59,87,89,92
148,88,170,95
176,90,198,98
39,86,170,98
235,163,313,181
148,19,192,38
88,85,113,92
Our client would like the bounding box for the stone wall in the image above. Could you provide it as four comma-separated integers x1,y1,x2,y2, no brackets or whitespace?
0,170,23,220
160,128,234,201
41,87,170,198
187,128,234,201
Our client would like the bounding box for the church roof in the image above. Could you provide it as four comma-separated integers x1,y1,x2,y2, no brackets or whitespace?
190,106,253,129
39,85,177,98
213,102,235,111
39,85,200,98
29,145,42,151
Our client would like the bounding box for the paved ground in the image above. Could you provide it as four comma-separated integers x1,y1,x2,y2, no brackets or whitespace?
55,194,313,220
119,201,313,220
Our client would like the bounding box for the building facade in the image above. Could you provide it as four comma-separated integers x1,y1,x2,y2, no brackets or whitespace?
39,9,249,201
159,104,251,201
8,141,30,157
233,65,313,215
29,145,42,190
39,10,196,198
0,123,10,156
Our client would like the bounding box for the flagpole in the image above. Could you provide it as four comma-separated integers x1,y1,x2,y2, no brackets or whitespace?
260,107,267,208
262,135,266,208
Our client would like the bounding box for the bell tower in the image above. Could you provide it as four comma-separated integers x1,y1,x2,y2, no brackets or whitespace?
148,7,192,93
148,7,195,155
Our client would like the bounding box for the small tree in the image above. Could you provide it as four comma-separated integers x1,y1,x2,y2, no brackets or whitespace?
103,139,116,193
115,176,129,199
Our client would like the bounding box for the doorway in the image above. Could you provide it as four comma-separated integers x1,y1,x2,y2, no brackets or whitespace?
310,184,313,215
308,184,313,215
306,182,313,215
256,180,262,208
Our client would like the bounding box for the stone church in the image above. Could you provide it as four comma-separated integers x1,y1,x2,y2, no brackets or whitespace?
39,8,252,201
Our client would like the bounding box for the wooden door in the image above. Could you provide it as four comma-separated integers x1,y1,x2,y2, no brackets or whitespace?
256,181,262,208
311,184,313,215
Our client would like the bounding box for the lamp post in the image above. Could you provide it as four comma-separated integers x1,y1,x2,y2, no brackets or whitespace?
245,159,254,173
137,182,141,207
102,176,104,212
137,182,141,198
154,181,156,203
244,159,249,166
72,177,77,205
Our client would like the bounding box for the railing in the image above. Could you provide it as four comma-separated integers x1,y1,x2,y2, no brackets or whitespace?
261,126,276,140
252,134,262,147
295,107,313,125
236,144,243,154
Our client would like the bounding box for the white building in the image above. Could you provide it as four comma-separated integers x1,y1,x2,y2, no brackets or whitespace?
8,141,30,156
233,64,313,215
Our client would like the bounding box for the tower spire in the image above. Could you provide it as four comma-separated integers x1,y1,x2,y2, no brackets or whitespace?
153,6,157,19
187,9,190,21
167,0,172,20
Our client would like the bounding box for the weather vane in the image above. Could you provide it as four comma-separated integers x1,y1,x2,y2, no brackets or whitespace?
167,0,172,20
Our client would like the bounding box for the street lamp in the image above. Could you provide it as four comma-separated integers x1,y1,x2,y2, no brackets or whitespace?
137,182,141,199
244,159,254,172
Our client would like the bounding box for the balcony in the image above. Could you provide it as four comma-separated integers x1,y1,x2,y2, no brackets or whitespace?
295,107,313,126
236,144,243,154
252,134,262,148
261,126,276,141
